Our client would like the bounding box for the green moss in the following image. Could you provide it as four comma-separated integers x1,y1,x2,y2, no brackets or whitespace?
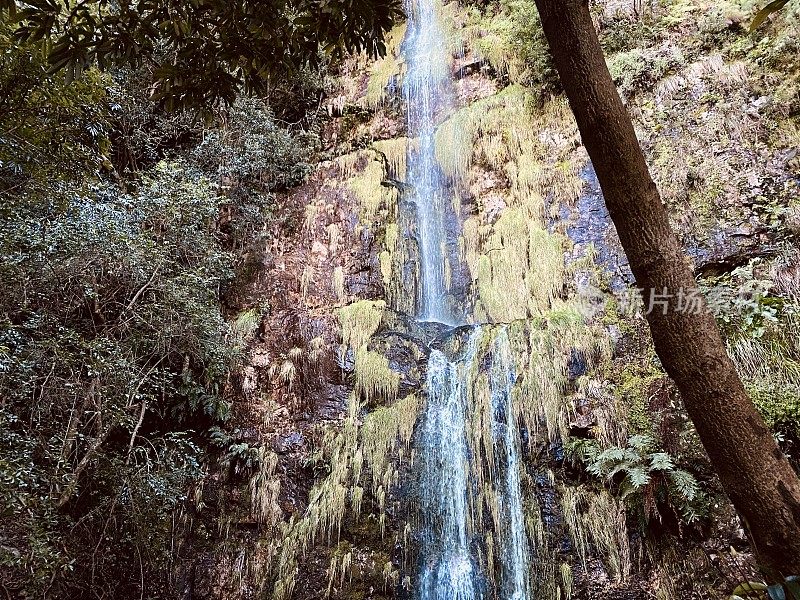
456,0,556,92
748,382,800,439
360,394,421,490
249,447,281,526
379,251,392,286
372,139,410,180
560,562,573,600
614,363,661,436
365,23,407,108
333,266,347,303
354,348,400,406
601,295,635,336
435,84,536,187
560,486,631,582
606,47,680,98
348,157,396,224
473,207,564,322
337,300,386,352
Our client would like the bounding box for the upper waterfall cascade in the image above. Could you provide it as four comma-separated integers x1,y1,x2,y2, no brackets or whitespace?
403,0,459,325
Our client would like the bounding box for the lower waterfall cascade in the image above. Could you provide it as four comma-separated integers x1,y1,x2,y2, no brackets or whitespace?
417,333,483,600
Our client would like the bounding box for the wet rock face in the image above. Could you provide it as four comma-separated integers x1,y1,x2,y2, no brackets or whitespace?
567,164,633,292
567,158,796,285
180,85,413,593
273,431,305,455
378,330,427,397
568,348,588,381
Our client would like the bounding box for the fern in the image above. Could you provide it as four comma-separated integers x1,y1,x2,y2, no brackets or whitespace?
628,434,656,453
626,466,652,489
649,452,674,471
568,434,708,524
669,468,699,502
563,436,600,465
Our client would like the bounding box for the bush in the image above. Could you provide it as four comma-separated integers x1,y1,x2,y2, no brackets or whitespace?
0,161,236,597
0,20,109,202
606,47,683,98
748,381,800,441
467,0,559,95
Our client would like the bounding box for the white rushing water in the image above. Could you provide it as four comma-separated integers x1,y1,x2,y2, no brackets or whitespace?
490,329,531,600
403,0,458,325
418,333,482,600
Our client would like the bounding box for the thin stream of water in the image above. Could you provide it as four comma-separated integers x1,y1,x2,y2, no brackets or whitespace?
490,329,531,600
403,0,457,325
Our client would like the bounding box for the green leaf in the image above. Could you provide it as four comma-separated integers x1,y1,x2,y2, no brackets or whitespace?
628,434,655,453
733,581,769,597
626,465,651,489
649,452,674,471
784,577,800,600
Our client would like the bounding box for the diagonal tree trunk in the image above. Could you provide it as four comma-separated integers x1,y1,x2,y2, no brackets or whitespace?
532,0,800,578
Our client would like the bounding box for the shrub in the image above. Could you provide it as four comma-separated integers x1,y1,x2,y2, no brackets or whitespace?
606,47,683,98
0,161,236,597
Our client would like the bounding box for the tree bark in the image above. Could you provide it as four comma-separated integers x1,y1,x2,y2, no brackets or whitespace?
533,0,800,578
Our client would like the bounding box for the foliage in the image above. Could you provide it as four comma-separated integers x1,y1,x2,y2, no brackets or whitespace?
0,161,238,597
210,427,263,476
605,46,682,98
0,18,109,200
365,23,406,108
0,0,388,597
467,0,558,94
702,260,784,340
597,11,661,55
109,62,321,176
729,576,800,599
613,362,662,435
748,381,800,442
190,97,318,193
566,435,708,525
189,97,319,252
711,255,800,454
751,0,792,31
107,64,200,174
2,0,403,111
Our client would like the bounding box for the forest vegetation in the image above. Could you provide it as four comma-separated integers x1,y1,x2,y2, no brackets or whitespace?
1,0,799,599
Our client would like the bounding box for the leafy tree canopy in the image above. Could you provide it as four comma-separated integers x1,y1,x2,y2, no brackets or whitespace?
0,0,403,111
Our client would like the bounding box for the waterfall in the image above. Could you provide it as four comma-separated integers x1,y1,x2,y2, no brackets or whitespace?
403,0,458,325
414,327,532,600
490,329,531,600
418,333,482,600
403,0,532,597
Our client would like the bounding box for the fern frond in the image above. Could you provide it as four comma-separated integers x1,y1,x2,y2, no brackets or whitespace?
648,452,674,471
628,434,655,453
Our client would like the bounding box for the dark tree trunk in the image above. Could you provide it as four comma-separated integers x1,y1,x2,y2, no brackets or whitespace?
532,0,800,578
